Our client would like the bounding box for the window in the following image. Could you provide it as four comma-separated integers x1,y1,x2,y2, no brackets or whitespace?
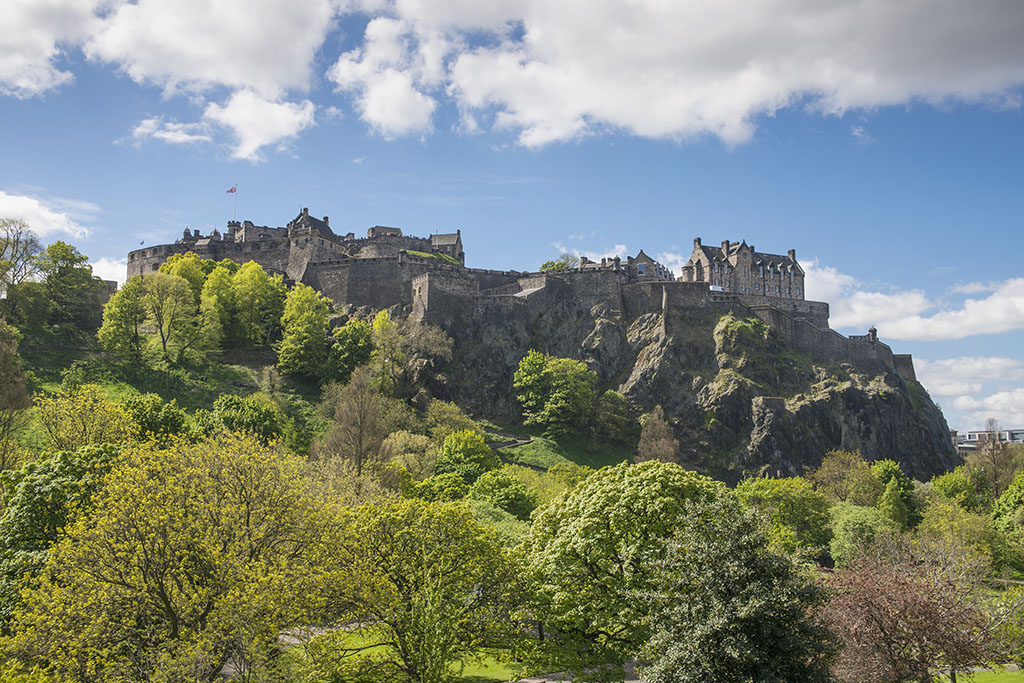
796,288,800,297
755,284,760,291
638,263,647,275
776,285,781,293
725,279,729,287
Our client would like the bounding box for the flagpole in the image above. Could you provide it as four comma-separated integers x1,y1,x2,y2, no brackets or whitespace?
233,184,237,221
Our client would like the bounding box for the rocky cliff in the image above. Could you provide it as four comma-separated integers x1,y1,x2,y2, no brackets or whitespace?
421,284,957,482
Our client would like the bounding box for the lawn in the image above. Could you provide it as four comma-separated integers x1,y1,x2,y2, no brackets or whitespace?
499,429,633,470
936,671,1024,682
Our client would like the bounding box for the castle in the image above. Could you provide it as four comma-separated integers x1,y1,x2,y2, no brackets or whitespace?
126,209,915,381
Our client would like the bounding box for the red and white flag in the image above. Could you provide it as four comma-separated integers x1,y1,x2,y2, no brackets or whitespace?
226,186,237,193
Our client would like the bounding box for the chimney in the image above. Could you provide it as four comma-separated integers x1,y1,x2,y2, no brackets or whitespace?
693,237,702,248
788,248,796,261
323,216,329,226
721,240,730,254
302,207,309,216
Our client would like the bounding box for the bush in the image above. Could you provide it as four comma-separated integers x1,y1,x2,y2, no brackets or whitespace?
469,466,538,520
433,430,500,484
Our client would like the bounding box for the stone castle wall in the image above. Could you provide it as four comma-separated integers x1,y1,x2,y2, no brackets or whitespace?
126,239,292,278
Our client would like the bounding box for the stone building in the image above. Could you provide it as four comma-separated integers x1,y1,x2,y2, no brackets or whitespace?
681,238,805,300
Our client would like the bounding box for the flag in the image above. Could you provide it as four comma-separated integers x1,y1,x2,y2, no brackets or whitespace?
226,186,237,193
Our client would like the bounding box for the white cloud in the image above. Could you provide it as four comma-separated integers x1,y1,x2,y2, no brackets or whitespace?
952,388,1024,429
850,126,877,145
89,256,127,285
0,189,95,237
656,251,687,277
84,0,338,98
553,240,629,263
881,278,1024,341
916,357,1024,397
950,281,997,295
0,0,101,97
203,91,316,162
130,116,211,145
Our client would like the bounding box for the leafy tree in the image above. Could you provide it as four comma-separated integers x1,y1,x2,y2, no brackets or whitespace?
967,423,1023,504
122,393,188,443
513,350,597,437
204,392,290,445
823,534,1019,683
808,449,883,506
0,444,119,627
916,498,1016,572
370,310,452,399
5,434,330,681
591,390,636,447
520,461,725,680
34,240,104,328
315,499,519,683
414,471,470,502
539,253,580,272
469,466,538,520
35,384,137,451
425,399,481,445
878,477,910,529
233,262,287,345
931,465,983,512
159,251,208,303
278,283,331,377
636,405,678,463
199,264,236,347
828,502,895,568
639,496,833,683
142,271,204,358
433,429,499,485
0,321,30,471
871,458,919,524
327,317,373,383
97,274,147,365
0,218,41,304
381,430,437,480
314,367,389,474
735,476,832,554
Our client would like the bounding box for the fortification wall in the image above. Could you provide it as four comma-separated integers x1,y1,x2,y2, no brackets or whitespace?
304,257,431,309
126,239,291,278
893,355,917,381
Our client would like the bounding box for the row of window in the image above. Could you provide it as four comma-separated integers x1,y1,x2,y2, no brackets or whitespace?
711,280,801,297
710,262,796,281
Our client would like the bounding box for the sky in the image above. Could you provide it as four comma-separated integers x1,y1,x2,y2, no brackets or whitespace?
1,0,1023,432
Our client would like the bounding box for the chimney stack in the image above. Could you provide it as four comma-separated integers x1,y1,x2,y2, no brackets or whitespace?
323,216,329,226
788,248,796,261
693,237,702,248
721,240,730,253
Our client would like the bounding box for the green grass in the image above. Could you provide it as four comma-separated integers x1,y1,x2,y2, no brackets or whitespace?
499,428,632,470
936,670,1024,682
405,249,462,266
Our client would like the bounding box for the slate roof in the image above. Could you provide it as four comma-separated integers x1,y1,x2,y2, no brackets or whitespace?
697,243,799,270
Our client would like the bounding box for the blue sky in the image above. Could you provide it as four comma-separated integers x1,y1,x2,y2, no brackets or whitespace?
2,0,1023,431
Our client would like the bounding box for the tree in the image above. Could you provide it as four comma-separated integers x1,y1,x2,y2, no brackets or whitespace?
232,261,286,345
469,466,538,520
539,253,580,272
592,390,636,447
878,477,910,529
204,392,290,445
433,429,500,485
370,310,452,399
159,251,207,303
513,350,597,437
35,384,137,451
871,459,919,525
327,317,373,383
636,405,678,463
967,419,1022,504
122,393,188,443
5,434,330,681
142,271,203,358
823,534,1018,683
0,320,30,471
639,497,833,683
97,274,147,365
808,449,883,506
520,461,725,680
735,476,832,554
425,399,481,445
380,430,437,480
314,499,519,683
34,240,103,328
277,283,331,377
931,465,983,512
0,218,41,299
200,264,236,347
828,502,895,568
313,367,388,475
0,443,119,627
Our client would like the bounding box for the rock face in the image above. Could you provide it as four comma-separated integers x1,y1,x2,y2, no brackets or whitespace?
422,286,957,482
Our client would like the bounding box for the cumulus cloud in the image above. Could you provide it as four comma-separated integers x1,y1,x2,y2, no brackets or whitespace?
950,281,997,295
0,0,101,97
89,256,127,285
882,278,1024,341
84,0,338,97
952,389,1024,429
916,357,1024,397
203,91,316,162
129,116,211,145
0,189,95,237
553,240,629,263
656,251,687,277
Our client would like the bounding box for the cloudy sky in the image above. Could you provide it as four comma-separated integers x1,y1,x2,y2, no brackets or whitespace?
2,0,1023,431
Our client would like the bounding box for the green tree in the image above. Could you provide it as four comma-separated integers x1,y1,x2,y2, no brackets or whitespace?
313,367,389,475
159,251,207,303
808,449,883,506
315,499,519,683
520,461,725,680
0,219,41,309
0,444,119,627
871,459,919,524
639,496,833,683
278,283,331,377
204,392,290,445
636,405,678,463
829,502,895,567
97,274,147,365
5,434,329,681
414,472,470,502
122,393,188,443
425,399,481,445
327,317,373,383
34,240,103,328
469,466,538,520
142,271,203,358
591,390,636,447
513,350,597,437
735,476,832,554
539,253,580,272
35,384,138,451
200,264,236,347
433,429,500,485
232,262,286,345
931,466,983,512
878,477,910,529
370,310,452,398
0,321,30,471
